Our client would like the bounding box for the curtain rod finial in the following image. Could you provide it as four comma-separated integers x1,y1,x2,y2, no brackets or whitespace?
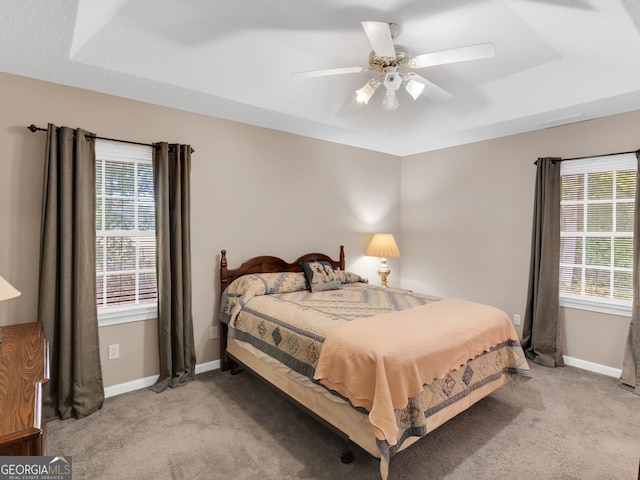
28,124,38,132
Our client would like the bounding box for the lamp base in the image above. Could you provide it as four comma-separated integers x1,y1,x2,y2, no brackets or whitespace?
377,258,391,288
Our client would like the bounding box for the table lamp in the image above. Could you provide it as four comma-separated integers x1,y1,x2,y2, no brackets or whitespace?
365,233,400,287
0,274,21,342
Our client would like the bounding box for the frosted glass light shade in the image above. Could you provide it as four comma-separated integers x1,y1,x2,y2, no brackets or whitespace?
405,77,425,100
382,91,399,110
356,83,376,104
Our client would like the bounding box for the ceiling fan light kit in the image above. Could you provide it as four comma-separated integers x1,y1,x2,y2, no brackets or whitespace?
292,21,495,111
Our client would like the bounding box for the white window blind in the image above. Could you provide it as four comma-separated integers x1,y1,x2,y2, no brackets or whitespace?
559,153,636,316
95,140,157,326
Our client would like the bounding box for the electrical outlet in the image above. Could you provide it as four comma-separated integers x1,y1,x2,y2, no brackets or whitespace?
513,314,521,326
108,344,119,360
210,326,218,339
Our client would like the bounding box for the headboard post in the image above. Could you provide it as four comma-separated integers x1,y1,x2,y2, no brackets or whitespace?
339,245,345,270
220,249,228,293
219,249,230,371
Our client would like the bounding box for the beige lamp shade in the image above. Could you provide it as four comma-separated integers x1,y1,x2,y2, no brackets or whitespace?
365,233,401,258
365,233,400,287
0,274,21,302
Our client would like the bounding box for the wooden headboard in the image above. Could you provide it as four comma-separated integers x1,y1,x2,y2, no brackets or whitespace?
218,246,345,371
219,246,345,299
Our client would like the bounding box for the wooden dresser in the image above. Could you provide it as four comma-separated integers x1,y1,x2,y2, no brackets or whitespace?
0,322,49,456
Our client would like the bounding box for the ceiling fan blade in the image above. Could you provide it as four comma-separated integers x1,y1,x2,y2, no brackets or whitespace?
291,66,367,79
410,74,453,103
361,21,396,58
409,42,495,69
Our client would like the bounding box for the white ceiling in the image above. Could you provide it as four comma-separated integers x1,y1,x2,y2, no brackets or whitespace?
2,0,640,156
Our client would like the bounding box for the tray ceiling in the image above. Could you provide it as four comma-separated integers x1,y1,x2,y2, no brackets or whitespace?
2,0,640,156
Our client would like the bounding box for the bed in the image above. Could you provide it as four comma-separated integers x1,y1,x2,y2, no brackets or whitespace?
218,246,531,479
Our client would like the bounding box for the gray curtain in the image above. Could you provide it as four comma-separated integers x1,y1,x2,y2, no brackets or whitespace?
621,151,640,394
522,157,564,367
150,143,196,393
38,124,104,419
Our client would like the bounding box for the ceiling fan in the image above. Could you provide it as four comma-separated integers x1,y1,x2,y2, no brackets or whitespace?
292,21,495,110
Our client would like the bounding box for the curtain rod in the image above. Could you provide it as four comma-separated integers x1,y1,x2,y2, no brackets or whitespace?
27,124,194,153
535,149,638,165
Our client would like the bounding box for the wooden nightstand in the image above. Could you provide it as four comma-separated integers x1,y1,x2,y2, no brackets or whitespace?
0,322,49,456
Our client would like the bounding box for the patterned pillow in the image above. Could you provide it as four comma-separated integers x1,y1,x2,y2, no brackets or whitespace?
219,272,308,326
299,261,342,292
334,270,368,284
228,272,307,297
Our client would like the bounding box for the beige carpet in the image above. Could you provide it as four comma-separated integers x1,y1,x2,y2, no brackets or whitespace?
47,363,640,479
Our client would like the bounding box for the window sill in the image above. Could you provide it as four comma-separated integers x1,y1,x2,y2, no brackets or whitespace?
560,296,631,318
98,304,158,327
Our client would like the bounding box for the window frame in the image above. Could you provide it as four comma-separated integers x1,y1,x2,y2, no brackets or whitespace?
95,139,158,327
559,153,636,318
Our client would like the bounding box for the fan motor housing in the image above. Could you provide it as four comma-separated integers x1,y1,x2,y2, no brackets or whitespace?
368,45,410,71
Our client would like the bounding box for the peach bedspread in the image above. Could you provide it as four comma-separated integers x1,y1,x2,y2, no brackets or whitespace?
313,298,523,446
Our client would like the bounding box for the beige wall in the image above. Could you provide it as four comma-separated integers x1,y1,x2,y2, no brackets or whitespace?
401,112,640,370
0,72,400,388
1,70,634,388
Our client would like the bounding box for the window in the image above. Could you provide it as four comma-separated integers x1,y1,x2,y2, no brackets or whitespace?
559,153,636,316
95,140,157,326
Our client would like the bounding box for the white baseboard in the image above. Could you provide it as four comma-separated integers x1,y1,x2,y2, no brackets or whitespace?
563,355,622,379
104,375,159,398
195,360,220,375
103,359,221,398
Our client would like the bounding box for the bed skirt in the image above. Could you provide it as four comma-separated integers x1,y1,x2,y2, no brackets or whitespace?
226,338,516,479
